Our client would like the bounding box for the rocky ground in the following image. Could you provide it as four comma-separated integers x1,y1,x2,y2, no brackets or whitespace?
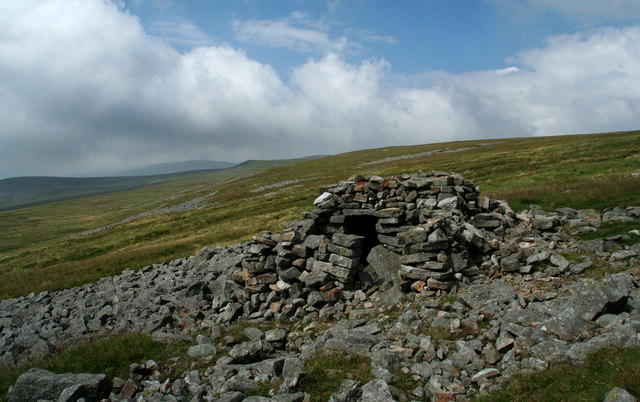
2,172,639,401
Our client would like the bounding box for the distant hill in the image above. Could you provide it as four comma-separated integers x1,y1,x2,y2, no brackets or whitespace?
109,160,237,176
0,156,325,211
0,176,170,212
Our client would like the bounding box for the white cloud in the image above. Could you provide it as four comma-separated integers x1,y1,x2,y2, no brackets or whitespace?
232,12,354,54
0,0,639,178
351,29,397,44
150,19,215,47
460,25,640,135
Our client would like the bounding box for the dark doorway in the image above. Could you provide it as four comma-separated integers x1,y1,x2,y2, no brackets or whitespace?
344,215,379,260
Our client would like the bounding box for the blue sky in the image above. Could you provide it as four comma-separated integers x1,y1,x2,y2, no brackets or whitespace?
0,0,639,177
129,0,637,75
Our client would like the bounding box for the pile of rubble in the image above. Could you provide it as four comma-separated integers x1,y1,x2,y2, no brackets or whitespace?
2,172,640,401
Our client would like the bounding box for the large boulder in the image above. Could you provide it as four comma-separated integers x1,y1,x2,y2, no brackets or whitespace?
8,368,111,402
366,245,405,306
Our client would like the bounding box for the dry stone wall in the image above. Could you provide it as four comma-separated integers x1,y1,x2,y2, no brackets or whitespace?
265,172,514,295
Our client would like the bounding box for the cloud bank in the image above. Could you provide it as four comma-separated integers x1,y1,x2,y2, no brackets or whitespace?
0,0,639,177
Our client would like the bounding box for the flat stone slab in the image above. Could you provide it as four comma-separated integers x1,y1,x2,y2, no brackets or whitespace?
8,368,111,402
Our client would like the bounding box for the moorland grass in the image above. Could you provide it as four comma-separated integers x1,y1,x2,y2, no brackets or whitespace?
476,346,640,401
575,219,640,242
295,350,373,401
0,130,639,299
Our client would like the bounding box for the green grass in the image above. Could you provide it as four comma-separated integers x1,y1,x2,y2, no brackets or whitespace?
296,350,373,402
0,333,192,402
476,346,640,401
1,130,639,299
575,219,640,242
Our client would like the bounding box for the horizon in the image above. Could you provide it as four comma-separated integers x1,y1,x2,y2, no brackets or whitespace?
1,1,640,178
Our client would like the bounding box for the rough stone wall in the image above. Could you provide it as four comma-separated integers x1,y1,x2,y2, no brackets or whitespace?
253,172,513,295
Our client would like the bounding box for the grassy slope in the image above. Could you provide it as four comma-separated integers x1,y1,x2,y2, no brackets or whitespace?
0,157,318,212
0,131,639,299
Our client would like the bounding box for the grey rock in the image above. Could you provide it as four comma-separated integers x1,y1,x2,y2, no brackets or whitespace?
566,324,640,362
243,395,272,401
217,391,246,402
272,393,308,402
603,387,637,402
317,261,354,282
471,368,500,382
329,254,360,269
372,351,402,372
282,356,305,380
527,251,551,265
530,339,569,363
366,245,400,286
328,379,362,402
459,282,517,310
540,274,635,341
397,229,428,245
187,343,216,358
307,291,325,307
438,196,458,210
229,340,263,363
360,378,396,401
304,234,325,250
58,383,92,402
7,368,111,402
279,356,305,393
265,328,288,343
411,362,439,379
550,253,570,271
196,334,212,344
610,250,637,261
304,270,330,288
533,216,558,230
327,243,362,258
332,233,365,248
323,329,378,352
495,332,515,352
279,267,302,282
244,327,264,341
570,259,593,274
462,222,492,252
500,254,521,272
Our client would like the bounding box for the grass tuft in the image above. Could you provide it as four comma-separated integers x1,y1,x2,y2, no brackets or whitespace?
296,350,373,401
476,346,640,401
575,219,640,242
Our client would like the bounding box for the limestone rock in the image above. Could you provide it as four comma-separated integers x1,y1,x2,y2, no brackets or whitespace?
7,368,111,402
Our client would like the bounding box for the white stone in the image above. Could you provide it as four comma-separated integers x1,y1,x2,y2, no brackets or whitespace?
472,368,500,382
313,192,332,206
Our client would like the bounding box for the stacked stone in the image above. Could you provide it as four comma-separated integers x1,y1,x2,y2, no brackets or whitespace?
397,220,456,291
312,172,481,239
312,233,365,285
309,172,493,291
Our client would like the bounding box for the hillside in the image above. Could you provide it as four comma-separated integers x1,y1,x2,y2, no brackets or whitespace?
1,163,639,401
106,159,237,176
0,131,638,300
0,157,318,212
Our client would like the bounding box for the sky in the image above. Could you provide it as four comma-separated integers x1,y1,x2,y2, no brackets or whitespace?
1,1,639,178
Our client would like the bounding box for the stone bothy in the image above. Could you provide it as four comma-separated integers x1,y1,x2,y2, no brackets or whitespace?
244,172,515,297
